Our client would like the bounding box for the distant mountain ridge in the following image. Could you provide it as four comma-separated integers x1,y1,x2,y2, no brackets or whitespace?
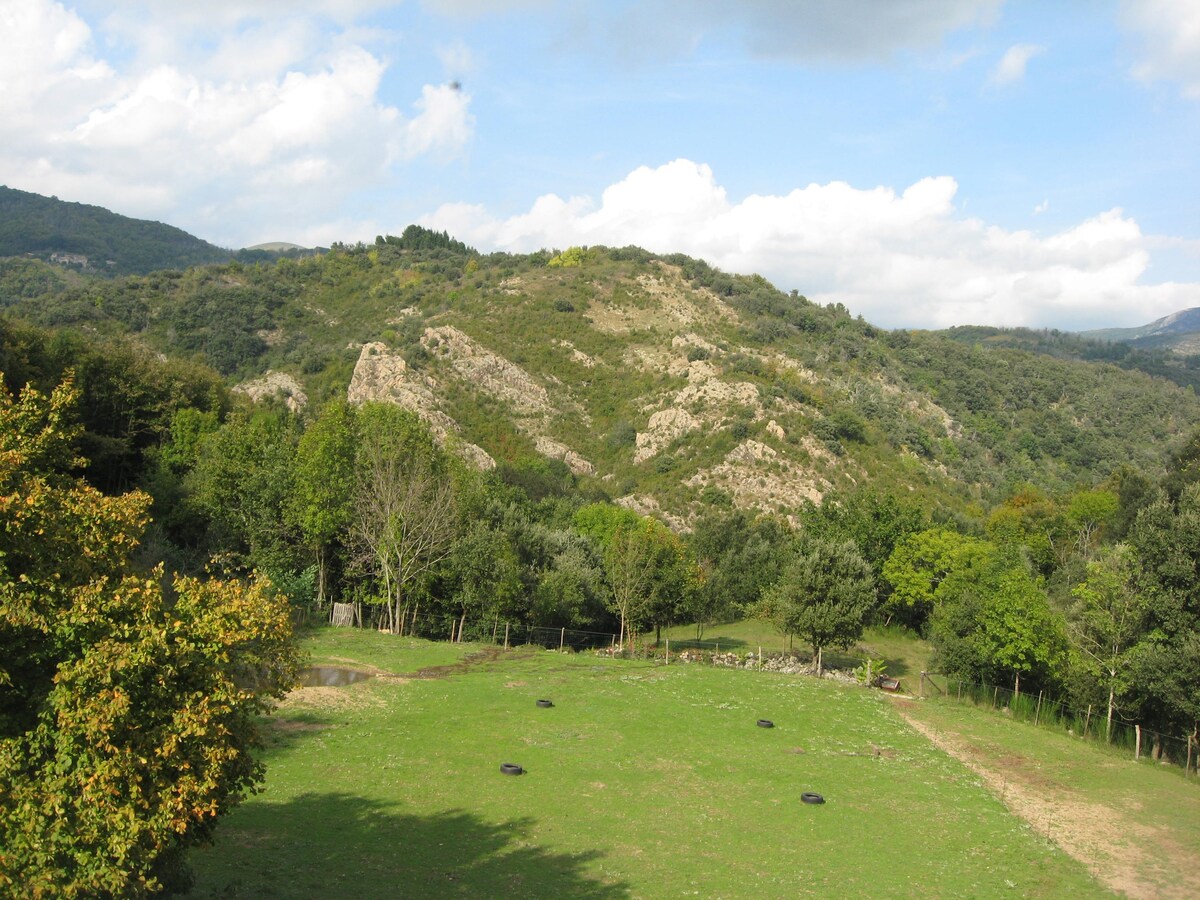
1080,307,1200,355
0,185,232,275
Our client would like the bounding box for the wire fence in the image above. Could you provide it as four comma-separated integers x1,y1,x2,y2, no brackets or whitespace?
925,672,1199,776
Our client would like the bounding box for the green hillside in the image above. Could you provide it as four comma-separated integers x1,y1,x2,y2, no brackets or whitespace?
0,185,232,275
3,231,1198,521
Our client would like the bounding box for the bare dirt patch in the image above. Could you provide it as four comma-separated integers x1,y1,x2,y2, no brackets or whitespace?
407,647,508,680
895,702,1197,899
279,685,386,711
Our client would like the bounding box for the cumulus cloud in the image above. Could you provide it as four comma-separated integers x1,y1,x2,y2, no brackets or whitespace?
0,0,474,245
988,43,1044,86
1121,0,1200,98
424,159,1198,330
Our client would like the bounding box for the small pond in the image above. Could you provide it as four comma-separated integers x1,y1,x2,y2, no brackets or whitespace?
298,666,375,687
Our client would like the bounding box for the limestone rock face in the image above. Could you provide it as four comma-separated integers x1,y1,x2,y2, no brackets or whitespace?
347,342,495,470
421,326,550,417
634,407,701,463
687,440,830,511
233,371,308,412
534,436,596,476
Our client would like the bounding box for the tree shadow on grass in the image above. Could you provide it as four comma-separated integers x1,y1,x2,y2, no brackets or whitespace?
187,792,629,898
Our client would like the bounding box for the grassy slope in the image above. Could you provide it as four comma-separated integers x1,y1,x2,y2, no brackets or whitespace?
899,700,1200,898
186,629,1100,898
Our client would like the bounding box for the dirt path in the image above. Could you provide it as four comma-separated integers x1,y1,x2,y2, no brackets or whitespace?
404,647,509,680
893,701,1199,900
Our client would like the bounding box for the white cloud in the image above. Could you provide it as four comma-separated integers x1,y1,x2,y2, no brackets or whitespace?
423,159,1198,330
1033,199,1049,215
988,43,1044,86
0,0,474,246
1121,0,1200,98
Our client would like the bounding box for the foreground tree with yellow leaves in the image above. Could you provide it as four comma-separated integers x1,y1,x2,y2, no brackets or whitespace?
0,375,300,897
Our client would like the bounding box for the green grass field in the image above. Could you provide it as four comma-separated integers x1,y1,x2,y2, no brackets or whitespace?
184,627,1107,898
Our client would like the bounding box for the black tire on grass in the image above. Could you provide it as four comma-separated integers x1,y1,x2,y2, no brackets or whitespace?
536,699,554,708
757,719,774,728
801,792,825,804
500,763,525,776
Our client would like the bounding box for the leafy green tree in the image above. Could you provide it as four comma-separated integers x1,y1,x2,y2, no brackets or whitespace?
1124,484,1200,739
688,510,787,638
187,408,302,576
1069,544,1148,739
929,550,1067,693
803,489,925,613
288,400,358,603
0,375,299,896
600,522,658,648
756,540,875,675
1065,488,1119,560
531,541,610,629
985,487,1061,576
447,524,523,640
882,528,991,628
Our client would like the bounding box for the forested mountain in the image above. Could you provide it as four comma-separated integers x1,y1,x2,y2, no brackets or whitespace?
0,185,233,275
1080,307,1200,356
2,230,1198,524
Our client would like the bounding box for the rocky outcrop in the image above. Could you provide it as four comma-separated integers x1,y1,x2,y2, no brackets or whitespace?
347,342,495,470
421,326,550,417
686,439,830,510
634,407,700,463
534,436,596,476
233,371,308,412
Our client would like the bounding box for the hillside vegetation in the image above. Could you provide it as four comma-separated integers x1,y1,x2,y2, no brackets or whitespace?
0,186,232,275
3,232,1198,521
4,217,1200,892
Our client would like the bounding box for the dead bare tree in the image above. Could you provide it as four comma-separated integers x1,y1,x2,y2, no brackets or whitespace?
350,433,457,635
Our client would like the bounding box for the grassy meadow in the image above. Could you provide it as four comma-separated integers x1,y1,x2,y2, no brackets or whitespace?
183,627,1107,898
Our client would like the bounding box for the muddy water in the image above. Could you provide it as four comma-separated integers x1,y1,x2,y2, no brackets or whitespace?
298,666,375,687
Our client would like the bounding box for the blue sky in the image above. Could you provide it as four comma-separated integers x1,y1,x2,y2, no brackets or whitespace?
1,1,1198,329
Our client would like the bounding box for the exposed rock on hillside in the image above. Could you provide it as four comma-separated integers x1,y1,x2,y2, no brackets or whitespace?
421,326,550,417
233,371,308,412
635,407,701,463
347,342,495,470
534,436,596,476
687,439,831,511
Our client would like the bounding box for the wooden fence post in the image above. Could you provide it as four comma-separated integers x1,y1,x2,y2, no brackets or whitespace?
1186,732,1194,777
1135,724,1142,760
919,671,925,699
758,645,762,669
504,622,509,650
866,659,872,690
665,638,669,665
1034,691,1043,727
560,627,565,651
992,685,999,709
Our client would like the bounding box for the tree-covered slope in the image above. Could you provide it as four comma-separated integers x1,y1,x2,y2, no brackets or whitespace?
0,185,232,275
3,231,1199,523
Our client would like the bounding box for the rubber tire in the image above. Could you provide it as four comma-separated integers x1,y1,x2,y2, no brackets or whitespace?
801,792,825,805
500,763,525,776
757,719,774,728
536,699,554,708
